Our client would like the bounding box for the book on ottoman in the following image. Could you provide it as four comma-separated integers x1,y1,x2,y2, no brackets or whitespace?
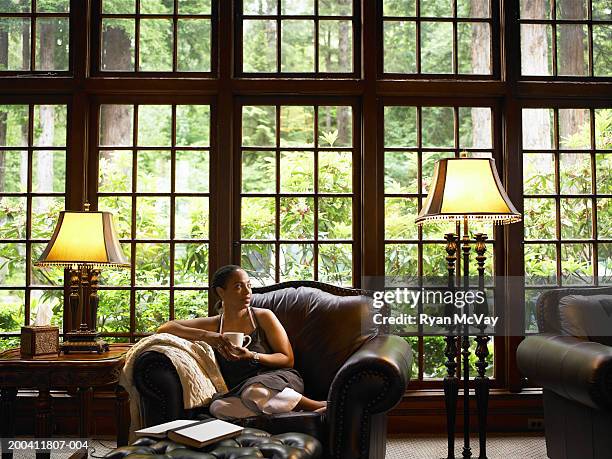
134,419,201,439
168,419,244,448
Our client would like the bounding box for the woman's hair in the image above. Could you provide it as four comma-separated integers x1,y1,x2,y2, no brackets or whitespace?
211,264,242,290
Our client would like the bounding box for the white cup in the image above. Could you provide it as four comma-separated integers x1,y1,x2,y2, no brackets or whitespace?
223,332,252,348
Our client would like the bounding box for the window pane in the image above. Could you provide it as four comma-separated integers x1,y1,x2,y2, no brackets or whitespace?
0,18,30,70
138,105,172,146
243,0,276,14
522,109,554,149
281,0,313,15
100,105,134,146
99,150,132,193
422,151,454,194
280,244,314,281
99,245,130,285
596,154,611,193
137,151,171,192
593,25,612,76
0,105,28,147
0,291,24,332
30,290,62,328
103,0,135,13
32,150,65,193
420,0,452,17
520,0,551,19
319,0,351,16
243,20,277,72
242,105,276,146
175,197,209,239
280,151,314,192
457,23,491,75
421,22,452,74
101,19,135,71
459,107,492,148
598,198,611,239
241,243,275,286
524,198,556,240
384,106,417,147
281,20,315,72
178,0,211,14
561,243,593,285
319,197,352,239
385,244,418,278
319,244,352,285
520,24,552,76
523,153,555,195
319,151,351,193
34,105,67,147
139,19,173,71
0,151,27,192
31,196,64,239
98,290,130,332
135,197,170,239
98,196,132,239
457,0,489,18
280,106,314,147
318,105,352,147
136,290,169,332
382,0,415,16
384,21,417,73
385,198,418,240
524,243,557,285
559,154,591,194
559,108,591,150
242,151,276,193
174,243,209,285
560,198,593,239
176,105,210,146
136,244,170,285
422,107,454,148
176,150,209,193
0,243,25,285
599,243,612,284
385,151,418,194
422,243,447,278
35,18,69,71
141,0,174,14
593,0,612,20
318,20,352,72
595,109,612,150
0,0,30,13
557,0,587,19
242,197,275,239
31,243,63,286
178,19,211,72
174,290,208,320
279,197,315,239
556,24,589,76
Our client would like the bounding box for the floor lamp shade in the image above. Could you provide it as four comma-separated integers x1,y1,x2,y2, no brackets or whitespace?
415,157,521,225
35,211,129,269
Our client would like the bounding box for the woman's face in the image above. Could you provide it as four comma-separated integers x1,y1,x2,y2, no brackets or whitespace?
217,269,252,308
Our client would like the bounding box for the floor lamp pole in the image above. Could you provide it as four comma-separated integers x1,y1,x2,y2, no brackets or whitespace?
461,217,471,459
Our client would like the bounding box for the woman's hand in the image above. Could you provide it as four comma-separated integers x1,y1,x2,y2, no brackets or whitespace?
207,333,240,361
231,345,255,361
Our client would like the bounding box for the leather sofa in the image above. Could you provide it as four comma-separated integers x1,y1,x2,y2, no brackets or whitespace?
133,281,413,459
517,287,612,459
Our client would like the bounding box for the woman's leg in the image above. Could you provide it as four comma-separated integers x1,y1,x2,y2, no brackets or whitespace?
210,396,258,419
295,395,326,412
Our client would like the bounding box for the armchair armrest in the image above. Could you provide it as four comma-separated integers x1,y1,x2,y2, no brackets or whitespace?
517,334,612,411
326,335,412,459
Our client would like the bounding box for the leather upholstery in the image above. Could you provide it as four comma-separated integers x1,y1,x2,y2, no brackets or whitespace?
517,287,612,459
104,429,321,458
133,282,412,459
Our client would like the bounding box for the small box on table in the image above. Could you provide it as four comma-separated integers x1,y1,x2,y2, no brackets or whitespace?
20,326,59,357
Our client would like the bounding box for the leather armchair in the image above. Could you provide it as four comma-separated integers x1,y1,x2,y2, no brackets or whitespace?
517,287,612,459
133,281,413,459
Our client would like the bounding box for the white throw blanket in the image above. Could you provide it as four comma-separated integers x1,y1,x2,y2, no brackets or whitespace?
119,333,228,440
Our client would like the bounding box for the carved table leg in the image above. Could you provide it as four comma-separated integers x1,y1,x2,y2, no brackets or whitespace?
116,385,130,446
35,387,51,459
1,388,17,459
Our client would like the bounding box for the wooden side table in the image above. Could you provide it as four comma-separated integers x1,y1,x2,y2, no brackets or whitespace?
0,343,131,458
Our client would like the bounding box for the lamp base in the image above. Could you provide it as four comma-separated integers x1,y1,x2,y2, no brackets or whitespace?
62,330,109,354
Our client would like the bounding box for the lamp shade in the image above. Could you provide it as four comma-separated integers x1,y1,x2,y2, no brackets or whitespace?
35,211,129,269
415,157,521,225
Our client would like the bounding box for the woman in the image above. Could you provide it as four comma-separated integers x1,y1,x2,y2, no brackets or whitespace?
157,265,326,419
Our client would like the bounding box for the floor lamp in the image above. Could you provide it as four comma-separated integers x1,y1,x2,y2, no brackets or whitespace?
415,156,521,459
34,206,129,353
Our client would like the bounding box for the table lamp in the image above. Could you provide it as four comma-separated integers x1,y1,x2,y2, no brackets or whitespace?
415,155,521,459
34,205,129,353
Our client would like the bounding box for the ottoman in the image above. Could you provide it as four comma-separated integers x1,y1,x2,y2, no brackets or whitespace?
104,427,323,458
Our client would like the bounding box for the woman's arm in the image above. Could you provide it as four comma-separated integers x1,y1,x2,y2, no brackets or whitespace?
157,317,238,360
233,309,294,368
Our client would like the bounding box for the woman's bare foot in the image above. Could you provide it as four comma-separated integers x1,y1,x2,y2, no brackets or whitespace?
314,402,327,413
295,396,327,412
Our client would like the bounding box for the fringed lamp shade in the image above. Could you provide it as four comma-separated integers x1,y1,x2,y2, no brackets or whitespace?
35,211,129,269
415,158,521,225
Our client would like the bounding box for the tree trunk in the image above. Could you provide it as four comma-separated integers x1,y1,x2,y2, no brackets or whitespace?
470,0,490,150
37,22,56,204
521,0,551,150
22,20,30,70
0,27,7,191
100,25,132,146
